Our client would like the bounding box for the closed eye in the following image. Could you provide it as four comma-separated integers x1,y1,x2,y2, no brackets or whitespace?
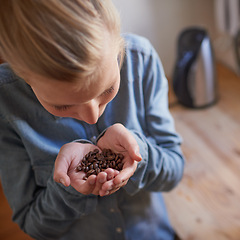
52,86,115,111
53,105,71,111
101,86,114,96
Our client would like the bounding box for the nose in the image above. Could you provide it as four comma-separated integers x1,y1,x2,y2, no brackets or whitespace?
77,100,100,124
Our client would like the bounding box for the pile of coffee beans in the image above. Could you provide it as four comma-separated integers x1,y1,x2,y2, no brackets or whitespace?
76,148,124,180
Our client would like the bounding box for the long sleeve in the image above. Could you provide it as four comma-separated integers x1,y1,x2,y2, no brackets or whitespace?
126,40,184,194
97,34,185,195
0,116,98,239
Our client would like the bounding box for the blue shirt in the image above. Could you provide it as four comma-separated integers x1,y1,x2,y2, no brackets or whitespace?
0,34,185,240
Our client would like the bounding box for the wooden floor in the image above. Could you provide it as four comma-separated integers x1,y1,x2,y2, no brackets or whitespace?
0,63,240,240
163,63,240,240
0,183,33,240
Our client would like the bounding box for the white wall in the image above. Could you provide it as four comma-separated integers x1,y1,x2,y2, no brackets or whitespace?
113,0,217,77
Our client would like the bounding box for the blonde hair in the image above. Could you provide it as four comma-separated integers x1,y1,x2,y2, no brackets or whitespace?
0,0,124,82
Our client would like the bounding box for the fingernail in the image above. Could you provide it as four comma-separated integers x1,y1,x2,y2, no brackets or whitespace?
99,178,106,184
135,151,142,160
89,178,95,185
59,178,65,186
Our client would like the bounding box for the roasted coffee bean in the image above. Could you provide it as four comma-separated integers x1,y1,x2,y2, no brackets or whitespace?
86,169,95,176
102,162,106,168
89,164,94,170
106,155,115,161
76,148,124,179
88,156,95,163
112,161,116,168
93,149,99,154
117,163,123,170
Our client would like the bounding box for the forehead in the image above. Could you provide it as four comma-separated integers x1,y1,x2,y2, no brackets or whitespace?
27,54,119,106
24,34,120,104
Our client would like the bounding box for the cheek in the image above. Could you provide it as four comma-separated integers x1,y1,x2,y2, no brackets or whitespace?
35,98,51,113
40,104,58,116
36,101,67,117
100,79,120,106
31,88,53,114
100,90,118,106
101,95,114,105
46,108,74,118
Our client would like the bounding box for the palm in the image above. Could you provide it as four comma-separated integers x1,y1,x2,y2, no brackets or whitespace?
68,168,87,191
97,124,140,187
59,142,100,192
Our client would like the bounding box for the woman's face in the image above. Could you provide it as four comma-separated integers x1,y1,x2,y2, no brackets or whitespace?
24,40,121,124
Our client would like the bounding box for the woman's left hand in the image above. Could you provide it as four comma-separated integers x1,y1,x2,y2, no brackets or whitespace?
97,123,142,195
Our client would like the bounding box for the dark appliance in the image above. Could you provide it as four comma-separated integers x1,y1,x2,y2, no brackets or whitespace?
172,27,218,108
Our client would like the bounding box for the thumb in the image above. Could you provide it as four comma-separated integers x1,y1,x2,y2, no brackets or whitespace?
125,136,142,162
53,154,71,187
54,172,71,187
122,130,142,162
129,147,142,162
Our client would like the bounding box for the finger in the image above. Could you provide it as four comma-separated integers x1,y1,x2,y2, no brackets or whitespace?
99,189,109,197
101,177,128,195
79,175,97,195
100,186,121,197
99,184,121,197
92,172,107,195
109,187,121,195
54,153,71,187
113,169,120,177
86,174,97,186
100,169,120,192
101,179,114,192
104,168,119,180
113,168,133,186
97,172,108,184
114,179,128,189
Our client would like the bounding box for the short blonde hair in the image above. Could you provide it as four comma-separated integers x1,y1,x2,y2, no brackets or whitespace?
0,0,124,81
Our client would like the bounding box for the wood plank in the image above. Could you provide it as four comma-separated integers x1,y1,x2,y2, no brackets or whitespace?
0,183,33,240
164,63,240,240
